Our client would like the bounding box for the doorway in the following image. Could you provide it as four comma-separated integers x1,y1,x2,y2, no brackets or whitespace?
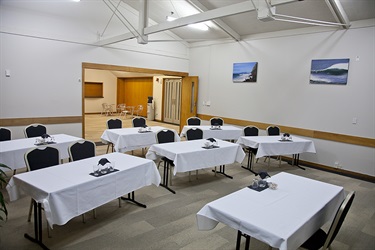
81,62,189,137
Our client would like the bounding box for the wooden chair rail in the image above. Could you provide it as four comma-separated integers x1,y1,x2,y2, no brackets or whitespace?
198,114,375,148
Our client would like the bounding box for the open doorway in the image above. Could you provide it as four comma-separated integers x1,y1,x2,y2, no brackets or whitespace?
81,62,189,138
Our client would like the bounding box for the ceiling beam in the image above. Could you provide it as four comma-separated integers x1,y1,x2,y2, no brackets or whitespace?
186,0,241,41
94,0,299,46
325,0,351,29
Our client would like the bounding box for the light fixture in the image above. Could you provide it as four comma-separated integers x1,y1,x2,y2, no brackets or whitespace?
188,23,209,31
72,0,81,2
166,11,176,21
166,11,208,31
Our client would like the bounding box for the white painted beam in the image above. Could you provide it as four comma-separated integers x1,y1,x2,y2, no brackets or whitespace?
95,0,299,46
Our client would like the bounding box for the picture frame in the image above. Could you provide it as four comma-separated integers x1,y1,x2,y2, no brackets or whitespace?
310,58,350,85
233,62,258,83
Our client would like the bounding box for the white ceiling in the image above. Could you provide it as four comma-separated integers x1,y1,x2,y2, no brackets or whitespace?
3,0,374,77
2,0,374,46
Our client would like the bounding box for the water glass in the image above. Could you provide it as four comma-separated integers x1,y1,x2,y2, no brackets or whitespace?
252,179,259,189
93,165,99,176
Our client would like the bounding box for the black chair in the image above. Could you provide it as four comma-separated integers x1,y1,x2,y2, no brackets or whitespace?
300,191,355,250
185,127,203,180
24,124,47,138
0,127,11,141
187,117,201,126
186,127,203,141
132,117,147,127
266,125,281,166
156,129,176,144
156,129,177,190
267,125,280,136
24,146,60,236
68,140,96,161
210,117,224,126
241,126,259,172
106,119,122,153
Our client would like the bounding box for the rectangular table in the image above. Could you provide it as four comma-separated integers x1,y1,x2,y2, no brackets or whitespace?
180,125,243,141
0,134,83,171
236,135,316,171
6,152,161,249
196,172,345,250
101,126,180,153
146,139,245,193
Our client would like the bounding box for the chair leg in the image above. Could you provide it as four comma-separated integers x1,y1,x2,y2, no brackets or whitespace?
189,171,191,182
118,198,121,208
82,214,85,223
196,170,198,180
106,144,110,154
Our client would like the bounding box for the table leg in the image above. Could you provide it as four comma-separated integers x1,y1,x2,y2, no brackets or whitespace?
241,149,253,172
24,200,49,250
160,160,176,194
236,230,251,250
212,165,233,179
291,154,305,170
121,191,146,208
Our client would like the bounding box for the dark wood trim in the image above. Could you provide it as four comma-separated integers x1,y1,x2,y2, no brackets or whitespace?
82,62,189,77
198,114,375,148
0,116,82,126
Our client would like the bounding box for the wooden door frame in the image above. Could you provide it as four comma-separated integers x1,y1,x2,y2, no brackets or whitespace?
81,62,188,137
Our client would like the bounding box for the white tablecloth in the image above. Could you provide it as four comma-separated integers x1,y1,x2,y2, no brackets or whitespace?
196,172,345,250
0,134,83,170
101,126,180,153
6,152,161,227
146,139,245,175
236,135,316,158
180,125,243,141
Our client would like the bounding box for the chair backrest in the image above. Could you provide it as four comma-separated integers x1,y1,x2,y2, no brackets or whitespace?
107,119,122,129
0,127,11,141
186,127,203,141
323,191,355,249
267,126,280,136
210,117,224,126
187,117,201,126
156,129,176,144
24,146,60,171
243,126,259,137
132,117,146,127
68,140,96,161
24,124,47,138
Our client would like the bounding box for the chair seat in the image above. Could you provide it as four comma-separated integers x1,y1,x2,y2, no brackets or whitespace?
301,229,327,250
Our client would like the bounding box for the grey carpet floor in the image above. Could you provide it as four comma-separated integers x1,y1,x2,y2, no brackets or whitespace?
1,146,374,250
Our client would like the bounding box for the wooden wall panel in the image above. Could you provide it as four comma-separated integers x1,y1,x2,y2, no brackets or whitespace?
118,77,153,117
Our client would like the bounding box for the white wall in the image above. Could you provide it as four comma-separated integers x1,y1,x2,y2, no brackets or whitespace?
84,70,117,114
0,3,189,139
189,20,375,176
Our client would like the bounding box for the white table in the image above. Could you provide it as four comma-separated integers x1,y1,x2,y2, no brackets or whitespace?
101,126,180,153
236,135,316,170
6,152,161,249
146,139,245,193
0,134,83,171
196,172,345,250
180,125,243,141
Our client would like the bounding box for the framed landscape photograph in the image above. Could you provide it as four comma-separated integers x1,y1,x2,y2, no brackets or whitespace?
310,58,350,85
233,62,258,83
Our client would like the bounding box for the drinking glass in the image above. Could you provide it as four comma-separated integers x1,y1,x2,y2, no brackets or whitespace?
93,165,99,176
